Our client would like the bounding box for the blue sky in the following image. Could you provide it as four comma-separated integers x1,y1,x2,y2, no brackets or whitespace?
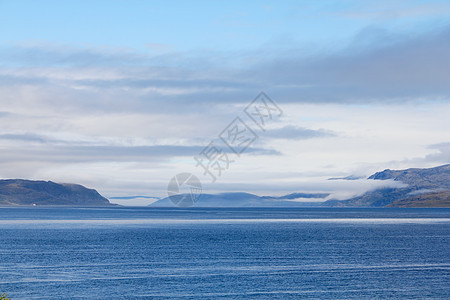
5,0,362,51
0,0,450,205
3,0,450,53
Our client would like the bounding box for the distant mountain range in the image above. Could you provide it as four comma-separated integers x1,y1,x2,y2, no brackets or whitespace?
1,164,449,207
151,164,450,208
0,179,111,206
150,192,329,207
323,164,450,207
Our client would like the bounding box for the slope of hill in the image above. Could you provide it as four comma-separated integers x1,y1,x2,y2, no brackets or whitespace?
0,179,112,206
323,164,450,207
387,190,450,208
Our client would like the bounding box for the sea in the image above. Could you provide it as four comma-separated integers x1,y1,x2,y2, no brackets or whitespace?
0,207,449,299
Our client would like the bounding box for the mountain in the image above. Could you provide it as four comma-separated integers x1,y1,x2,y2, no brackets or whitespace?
261,192,330,200
150,192,329,207
387,190,450,207
0,179,112,206
323,164,450,207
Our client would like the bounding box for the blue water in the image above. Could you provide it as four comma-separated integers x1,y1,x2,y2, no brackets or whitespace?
0,207,449,299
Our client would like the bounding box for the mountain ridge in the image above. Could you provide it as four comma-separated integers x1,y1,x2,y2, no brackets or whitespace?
150,192,329,207
2,164,449,207
323,164,450,207
152,164,450,208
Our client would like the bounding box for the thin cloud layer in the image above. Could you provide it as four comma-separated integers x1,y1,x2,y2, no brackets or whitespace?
1,24,449,115
264,125,336,140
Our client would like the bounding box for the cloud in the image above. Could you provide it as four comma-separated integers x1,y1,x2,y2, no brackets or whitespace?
335,1,450,20
0,74,49,86
253,25,450,103
407,188,446,196
0,43,146,67
0,111,12,118
0,142,280,165
425,142,450,163
0,133,48,143
265,125,336,140
1,23,450,115
373,141,450,171
201,177,407,201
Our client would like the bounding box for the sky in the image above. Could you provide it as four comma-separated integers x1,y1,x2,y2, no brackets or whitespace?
1,0,450,205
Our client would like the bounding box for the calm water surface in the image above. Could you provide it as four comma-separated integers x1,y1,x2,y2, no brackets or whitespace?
0,207,449,299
